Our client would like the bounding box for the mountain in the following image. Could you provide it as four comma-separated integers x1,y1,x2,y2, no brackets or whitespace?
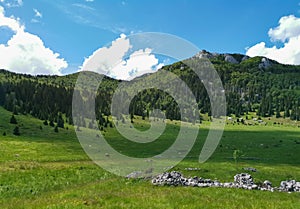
0,51,299,125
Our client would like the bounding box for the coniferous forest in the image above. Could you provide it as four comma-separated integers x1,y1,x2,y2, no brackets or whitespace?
0,53,299,126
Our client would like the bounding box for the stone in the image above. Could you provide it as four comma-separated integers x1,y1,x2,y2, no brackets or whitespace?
263,180,272,187
195,50,217,59
184,167,201,171
241,55,250,61
224,55,239,64
243,167,257,172
126,171,143,179
259,57,272,69
151,171,299,193
234,173,254,186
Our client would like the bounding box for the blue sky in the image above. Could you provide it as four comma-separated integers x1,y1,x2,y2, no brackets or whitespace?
1,0,300,78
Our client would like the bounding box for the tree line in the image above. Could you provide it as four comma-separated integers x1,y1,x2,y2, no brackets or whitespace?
0,55,299,129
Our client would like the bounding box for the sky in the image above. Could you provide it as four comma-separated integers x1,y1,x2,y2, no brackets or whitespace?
1,0,300,79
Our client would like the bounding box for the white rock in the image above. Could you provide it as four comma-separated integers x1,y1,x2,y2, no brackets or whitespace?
225,55,239,64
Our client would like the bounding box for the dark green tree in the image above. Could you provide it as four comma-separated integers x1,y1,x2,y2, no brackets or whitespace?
57,113,64,128
49,120,54,127
10,115,17,124
13,126,20,136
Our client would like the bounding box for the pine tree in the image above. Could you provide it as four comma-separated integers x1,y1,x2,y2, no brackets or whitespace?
57,113,64,128
49,120,54,127
10,115,17,124
13,126,20,136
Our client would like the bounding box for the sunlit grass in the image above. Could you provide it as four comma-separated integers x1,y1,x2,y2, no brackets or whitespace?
0,107,299,208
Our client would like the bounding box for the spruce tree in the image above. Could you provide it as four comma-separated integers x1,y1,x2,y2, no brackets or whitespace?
10,115,17,124
13,126,20,136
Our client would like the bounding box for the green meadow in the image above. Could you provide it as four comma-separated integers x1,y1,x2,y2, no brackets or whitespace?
0,106,300,208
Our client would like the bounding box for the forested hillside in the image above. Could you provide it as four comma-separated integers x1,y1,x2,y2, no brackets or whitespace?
0,51,299,127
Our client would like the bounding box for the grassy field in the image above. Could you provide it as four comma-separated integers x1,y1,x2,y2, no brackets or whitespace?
0,106,300,208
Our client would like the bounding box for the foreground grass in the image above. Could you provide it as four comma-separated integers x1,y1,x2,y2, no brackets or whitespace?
3,177,300,209
0,107,300,208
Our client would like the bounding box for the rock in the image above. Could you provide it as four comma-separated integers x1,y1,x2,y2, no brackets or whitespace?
126,171,143,179
234,173,254,186
242,55,250,61
151,171,299,193
243,167,257,172
259,57,272,69
263,180,272,187
224,55,239,64
184,167,201,171
223,182,232,188
195,50,217,59
151,171,185,186
279,180,300,192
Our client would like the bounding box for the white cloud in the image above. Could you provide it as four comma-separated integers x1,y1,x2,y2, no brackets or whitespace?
246,15,300,65
0,0,23,8
0,6,23,32
81,34,164,80
85,0,94,2
33,8,42,18
0,6,68,75
112,48,163,80
81,34,131,75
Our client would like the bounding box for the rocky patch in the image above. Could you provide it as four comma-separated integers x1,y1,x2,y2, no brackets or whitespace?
151,171,300,193
224,55,239,64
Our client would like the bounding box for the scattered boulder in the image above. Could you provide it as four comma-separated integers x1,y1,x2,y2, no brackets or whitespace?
278,180,300,192
151,171,184,186
151,171,299,193
126,171,143,179
184,167,201,171
243,167,257,172
234,173,254,186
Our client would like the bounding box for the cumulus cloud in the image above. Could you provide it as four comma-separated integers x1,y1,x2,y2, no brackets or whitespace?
81,34,164,80
246,15,300,65
112,48,164,80
0,6,68,75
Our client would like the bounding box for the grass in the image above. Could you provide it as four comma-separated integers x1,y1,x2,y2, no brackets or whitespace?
0,106,300,208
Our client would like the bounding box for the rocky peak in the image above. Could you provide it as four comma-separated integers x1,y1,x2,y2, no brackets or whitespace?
259,57,272,69
224,54,239,64
195,50,219,59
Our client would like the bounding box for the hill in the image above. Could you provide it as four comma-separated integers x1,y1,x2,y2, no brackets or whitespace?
0,51,299,125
